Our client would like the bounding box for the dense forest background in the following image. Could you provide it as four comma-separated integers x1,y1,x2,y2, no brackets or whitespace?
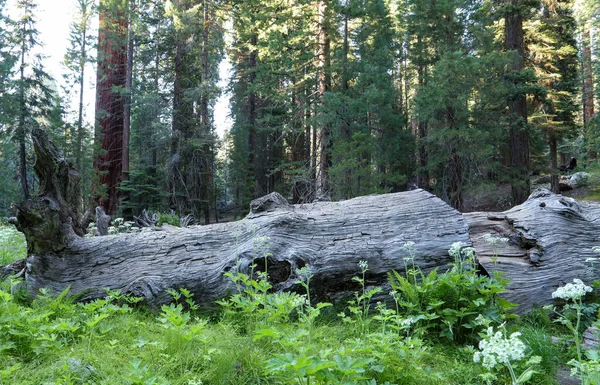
0,0,598,222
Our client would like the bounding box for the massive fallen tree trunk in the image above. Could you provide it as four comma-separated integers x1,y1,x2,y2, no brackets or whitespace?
6,130,600,311
467,190,600,311
20,190,470,307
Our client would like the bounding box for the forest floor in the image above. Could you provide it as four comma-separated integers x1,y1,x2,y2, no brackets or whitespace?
462,165,600,213
562,164,600,202
0,225,594,385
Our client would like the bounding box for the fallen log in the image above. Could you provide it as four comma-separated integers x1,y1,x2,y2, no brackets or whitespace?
21,190,469,307
466,189,600,311
8,130,600,311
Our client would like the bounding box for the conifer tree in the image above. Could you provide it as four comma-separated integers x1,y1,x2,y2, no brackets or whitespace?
529,0,579,192
120,0,172,215
13,0,54,199
167,0,222,221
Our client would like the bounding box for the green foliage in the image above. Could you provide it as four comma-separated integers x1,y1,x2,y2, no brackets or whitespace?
388,242,515,343
156,213,180,227
0,226,26,265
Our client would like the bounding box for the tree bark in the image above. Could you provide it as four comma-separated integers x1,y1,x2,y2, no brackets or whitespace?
11,129,84,256
466,189,600,312
504,0,530,205
582,30,596,160
122,0,135,183
17,189,469,308
93,0,129,217
315,0,331,197
549,133,560,193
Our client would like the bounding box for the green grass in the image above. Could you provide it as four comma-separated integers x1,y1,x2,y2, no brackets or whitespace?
0,225,26,265
568,164,600,201
0,232,589,385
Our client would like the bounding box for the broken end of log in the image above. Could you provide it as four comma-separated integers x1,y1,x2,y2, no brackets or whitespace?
14,197,79,254
249,192,291,215
12,129,84,254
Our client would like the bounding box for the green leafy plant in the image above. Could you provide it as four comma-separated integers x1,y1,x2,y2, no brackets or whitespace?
547,278,594,384
388,242,515,342
338,260,382,335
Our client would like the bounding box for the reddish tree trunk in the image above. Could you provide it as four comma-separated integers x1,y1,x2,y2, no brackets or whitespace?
93,0,129,217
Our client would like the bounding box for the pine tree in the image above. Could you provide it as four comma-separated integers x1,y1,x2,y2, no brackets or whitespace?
0,0,19,214
120,0,172,215
529,0,579,192
13,0,54,199
502,0,540,205
62,0,96,205
167,0,223,221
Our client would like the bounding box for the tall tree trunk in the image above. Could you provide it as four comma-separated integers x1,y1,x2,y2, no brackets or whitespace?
18,35,29,199
123,0,135,183
582,29,596,160
152,22,161,168
75,20,88,172
505,0,530,205
549,133,559,193
121,0,135,218
200,0,211,224
448,107,463,211
416,36,429,190
170,4,184,209
93,0,129,216
248,34,257,196
315,0,331,197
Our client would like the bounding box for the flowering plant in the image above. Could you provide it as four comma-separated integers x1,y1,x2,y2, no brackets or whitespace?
473,324,540,384
548,278,595,383
552,279,593,301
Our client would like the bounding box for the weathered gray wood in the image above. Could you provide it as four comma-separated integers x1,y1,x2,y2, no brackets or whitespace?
466,188,600,312
24,190,470,307
94,207,111,236
12,129,84,255
10,131,600,313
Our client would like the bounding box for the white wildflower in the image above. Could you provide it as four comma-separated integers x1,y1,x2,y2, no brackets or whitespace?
402,241,415,250
552,279,593,301
585,258,600,263
473,326,527,370
358,260,369,272
253,235,270,247
592,246,600,254
448,242,468,258
290,295,309,309
483,234,509,246
389,290,398,298
462,247,476,259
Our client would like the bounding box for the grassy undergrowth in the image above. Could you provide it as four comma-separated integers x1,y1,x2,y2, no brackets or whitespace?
0,226,595,385
0,223,26,265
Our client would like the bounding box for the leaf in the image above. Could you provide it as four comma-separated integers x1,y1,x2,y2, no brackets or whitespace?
253,328,281,341
516,368,536,383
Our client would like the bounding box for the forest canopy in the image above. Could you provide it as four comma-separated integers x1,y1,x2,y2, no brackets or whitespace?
0,0,598,220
